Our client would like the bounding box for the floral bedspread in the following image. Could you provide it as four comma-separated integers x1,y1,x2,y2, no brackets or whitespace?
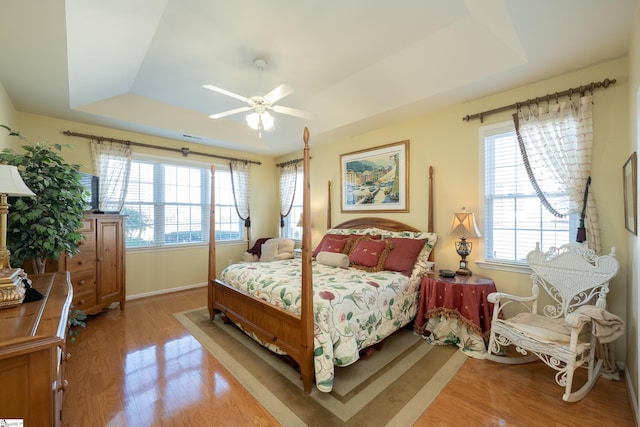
219,258,419,392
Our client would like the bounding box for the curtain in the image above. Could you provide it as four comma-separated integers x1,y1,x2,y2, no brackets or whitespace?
279,163,298,232
514,95,600,253
90,140,132,213
230,160,252,242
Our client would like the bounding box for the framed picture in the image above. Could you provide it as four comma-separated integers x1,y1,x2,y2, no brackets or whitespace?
623,152,637,235
340,140,409,213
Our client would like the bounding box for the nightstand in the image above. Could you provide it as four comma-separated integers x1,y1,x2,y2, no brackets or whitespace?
294,248,302,259
414,272,497,356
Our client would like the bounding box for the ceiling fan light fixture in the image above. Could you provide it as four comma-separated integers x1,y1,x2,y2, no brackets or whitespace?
246,112,260,129
246,111,275,132
261,111,274,130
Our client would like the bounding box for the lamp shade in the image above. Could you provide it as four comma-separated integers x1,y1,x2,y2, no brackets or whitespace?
449,207,481,238
0,165,35,196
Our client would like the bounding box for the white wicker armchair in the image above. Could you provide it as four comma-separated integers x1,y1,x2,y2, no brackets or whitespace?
486,242,622,402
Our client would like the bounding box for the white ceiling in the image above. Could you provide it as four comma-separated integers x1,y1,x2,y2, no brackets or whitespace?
0,0,636,156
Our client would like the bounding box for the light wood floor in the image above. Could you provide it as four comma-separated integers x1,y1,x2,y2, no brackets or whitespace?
62,287,636,426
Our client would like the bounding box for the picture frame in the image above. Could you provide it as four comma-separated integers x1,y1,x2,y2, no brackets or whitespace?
340,140,409,213
623,151,637,235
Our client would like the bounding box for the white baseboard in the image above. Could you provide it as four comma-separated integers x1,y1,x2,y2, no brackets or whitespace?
623,366,639,426
126,282,207,301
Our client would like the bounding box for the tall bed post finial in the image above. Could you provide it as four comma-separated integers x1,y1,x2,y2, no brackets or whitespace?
300,127,314,394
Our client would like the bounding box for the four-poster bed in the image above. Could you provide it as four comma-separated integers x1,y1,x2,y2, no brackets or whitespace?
207,127,436,394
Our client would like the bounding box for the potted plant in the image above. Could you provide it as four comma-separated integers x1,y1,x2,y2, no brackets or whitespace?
0,125,86,273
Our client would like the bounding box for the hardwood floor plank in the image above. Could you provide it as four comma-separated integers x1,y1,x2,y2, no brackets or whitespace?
62,287,635,426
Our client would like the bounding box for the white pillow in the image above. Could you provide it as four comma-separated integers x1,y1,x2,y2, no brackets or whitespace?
316,251,350,268
260,242,279,262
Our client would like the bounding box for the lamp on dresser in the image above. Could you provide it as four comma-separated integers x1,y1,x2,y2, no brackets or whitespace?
449,207,481,276
0,163,35,307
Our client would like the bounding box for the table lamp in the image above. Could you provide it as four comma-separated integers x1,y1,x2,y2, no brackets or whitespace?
0,164,35,308
449,207,481,276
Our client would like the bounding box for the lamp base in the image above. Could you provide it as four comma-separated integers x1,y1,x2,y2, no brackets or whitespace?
0,268,27,309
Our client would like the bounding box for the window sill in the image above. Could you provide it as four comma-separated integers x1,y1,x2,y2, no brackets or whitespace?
127,240,247,253
475,259,532,275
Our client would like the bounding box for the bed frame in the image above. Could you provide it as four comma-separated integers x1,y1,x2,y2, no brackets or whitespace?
207,127,434,394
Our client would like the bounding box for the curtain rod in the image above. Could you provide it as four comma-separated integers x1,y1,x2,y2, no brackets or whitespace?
462,77,616,123
62,130,262,165
276,157,305,168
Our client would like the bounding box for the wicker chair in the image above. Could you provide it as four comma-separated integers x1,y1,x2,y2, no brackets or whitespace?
486,242,621,402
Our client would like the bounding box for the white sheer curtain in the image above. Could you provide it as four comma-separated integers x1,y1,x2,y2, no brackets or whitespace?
230,160,252,242
279,163,298,234
90,140,132,213
514,95,600,252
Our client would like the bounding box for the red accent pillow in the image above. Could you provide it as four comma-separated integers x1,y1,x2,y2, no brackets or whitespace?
318,238,350,254
349,236,393,272
383,238,426,276
312,233,381,258
312,234,349,258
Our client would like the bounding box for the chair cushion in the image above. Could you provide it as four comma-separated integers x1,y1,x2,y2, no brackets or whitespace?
504,313,573,344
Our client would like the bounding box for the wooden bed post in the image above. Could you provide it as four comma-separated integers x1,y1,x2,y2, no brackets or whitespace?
208,165,216,320
327,180,332,229
300,127,314,394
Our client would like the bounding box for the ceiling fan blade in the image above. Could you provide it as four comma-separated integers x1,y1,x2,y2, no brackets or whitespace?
264,83,294,104
209,106,252,119
272,105,314,119
203,84,250,103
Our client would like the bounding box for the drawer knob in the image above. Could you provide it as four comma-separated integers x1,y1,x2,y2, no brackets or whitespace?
78,280,85,285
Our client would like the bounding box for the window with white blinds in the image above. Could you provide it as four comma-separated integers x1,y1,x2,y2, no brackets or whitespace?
482,122,577,265
282,167,304,240
120,157,242,249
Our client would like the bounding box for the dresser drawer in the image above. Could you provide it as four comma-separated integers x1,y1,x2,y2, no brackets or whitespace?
76,218,96,234
72,287,96,311
66,240,96,272
70,269,96,294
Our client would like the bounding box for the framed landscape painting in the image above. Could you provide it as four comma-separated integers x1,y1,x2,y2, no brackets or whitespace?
340,140,409,213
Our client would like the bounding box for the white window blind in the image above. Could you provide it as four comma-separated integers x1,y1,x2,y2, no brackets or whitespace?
482,123,577,264
120,158,241,248
282,167,304,240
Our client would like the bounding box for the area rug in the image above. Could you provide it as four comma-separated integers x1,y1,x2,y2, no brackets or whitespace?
174,307,467,426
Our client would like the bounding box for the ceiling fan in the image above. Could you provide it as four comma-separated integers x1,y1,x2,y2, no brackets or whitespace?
204,58,312,136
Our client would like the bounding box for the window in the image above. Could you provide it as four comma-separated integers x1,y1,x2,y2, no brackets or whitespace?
481,122,577,265
119,157,242,249
282,167,304,240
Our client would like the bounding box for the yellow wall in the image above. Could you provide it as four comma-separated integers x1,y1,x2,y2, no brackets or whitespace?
281,57,631,363
627,4,640,416
11,112,281,297
0,82,16,149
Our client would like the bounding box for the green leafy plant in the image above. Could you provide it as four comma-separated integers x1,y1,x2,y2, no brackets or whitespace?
0,125,86,272
67,307,87,344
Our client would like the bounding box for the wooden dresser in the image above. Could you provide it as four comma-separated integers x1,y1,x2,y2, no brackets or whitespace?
0,272,72,426
50,213,126,315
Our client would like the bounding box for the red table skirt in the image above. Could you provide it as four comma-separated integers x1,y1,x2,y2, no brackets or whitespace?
414,274,496,356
